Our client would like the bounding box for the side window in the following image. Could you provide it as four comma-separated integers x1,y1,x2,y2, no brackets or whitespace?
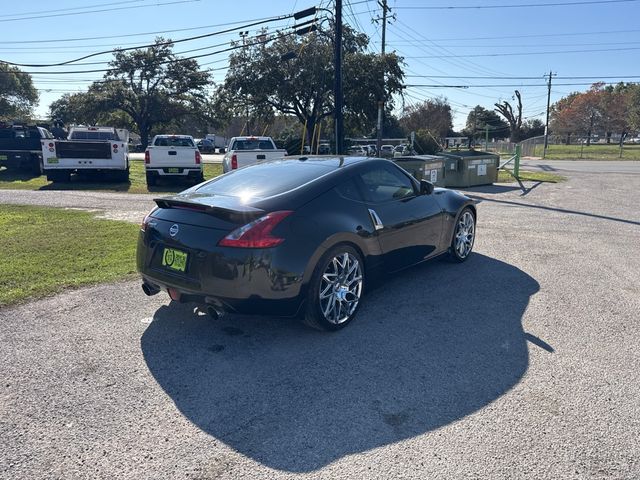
358,164,416,203
335,177,364,201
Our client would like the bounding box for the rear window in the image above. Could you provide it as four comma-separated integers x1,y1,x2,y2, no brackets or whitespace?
70,131,118,141
196,161,331,198
154,137,194,147
230,139,274,150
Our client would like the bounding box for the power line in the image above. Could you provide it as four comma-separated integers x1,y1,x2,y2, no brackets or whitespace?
405,81,638,87
0,0,151,19
0,0,201,23
393,0,639,10
405,46,640,58
0,14,307,67
0,16,283,45
0,27,305,75
406,74,640,79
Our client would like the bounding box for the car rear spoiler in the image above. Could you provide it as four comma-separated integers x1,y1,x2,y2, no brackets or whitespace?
154,196,265,221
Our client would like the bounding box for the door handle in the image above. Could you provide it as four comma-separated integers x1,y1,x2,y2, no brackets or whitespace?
368,209,384,231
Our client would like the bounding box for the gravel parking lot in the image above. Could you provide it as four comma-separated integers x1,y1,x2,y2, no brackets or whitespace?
1,166,639,479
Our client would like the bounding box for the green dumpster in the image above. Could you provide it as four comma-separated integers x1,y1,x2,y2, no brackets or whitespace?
392,155,447,186
440,150,500,187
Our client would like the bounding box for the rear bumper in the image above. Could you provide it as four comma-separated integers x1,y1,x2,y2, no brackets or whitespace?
136,233,306,317
146,167,202,177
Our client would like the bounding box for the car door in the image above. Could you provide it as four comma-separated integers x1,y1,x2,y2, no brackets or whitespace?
356,162,444,272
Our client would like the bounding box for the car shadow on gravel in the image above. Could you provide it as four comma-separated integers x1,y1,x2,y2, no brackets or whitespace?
141,253,540,472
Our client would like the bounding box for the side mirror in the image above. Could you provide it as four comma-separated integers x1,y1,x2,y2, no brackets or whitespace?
420,179,434,195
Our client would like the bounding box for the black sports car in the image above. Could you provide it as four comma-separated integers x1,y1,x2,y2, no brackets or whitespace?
137,156,477,330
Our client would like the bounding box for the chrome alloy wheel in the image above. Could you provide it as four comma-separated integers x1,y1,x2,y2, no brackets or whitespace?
454,211,475,259
318,252,363,325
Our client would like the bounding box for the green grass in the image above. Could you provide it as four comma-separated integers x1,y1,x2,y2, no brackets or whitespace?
528,143,640,160
0,205,140,306
498,169,566,183
0,160,223,194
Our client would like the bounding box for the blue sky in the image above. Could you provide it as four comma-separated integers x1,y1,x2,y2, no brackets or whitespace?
2,0,639,131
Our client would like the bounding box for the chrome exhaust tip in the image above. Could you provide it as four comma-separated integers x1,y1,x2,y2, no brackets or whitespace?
207,305,224,321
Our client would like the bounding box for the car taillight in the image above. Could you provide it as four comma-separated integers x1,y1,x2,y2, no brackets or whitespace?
231,154,238,170
195,151,201,164
144,150,150,164
218,211,293,248
141,207,158,232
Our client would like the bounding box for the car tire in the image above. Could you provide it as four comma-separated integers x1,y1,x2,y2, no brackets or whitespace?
448,207,476,263
303,244,365,331
146,173,156,187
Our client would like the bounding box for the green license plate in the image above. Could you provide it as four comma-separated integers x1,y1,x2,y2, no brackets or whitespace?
167,168,180,173
161,247,188,272
47,157,59,164
0,155,7,160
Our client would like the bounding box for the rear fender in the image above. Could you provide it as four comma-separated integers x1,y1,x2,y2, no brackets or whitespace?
300,232,382,295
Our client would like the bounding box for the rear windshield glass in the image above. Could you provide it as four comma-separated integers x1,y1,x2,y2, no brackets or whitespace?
196,161,331,198
154,137,194,147
70,131,118,141
230,139,274,150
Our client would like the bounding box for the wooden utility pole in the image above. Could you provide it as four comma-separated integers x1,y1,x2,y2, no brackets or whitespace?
375,0,391,157
543,70,556,158
334,0,344,155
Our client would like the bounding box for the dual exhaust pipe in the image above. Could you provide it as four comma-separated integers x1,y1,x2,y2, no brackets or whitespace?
141,283,224,320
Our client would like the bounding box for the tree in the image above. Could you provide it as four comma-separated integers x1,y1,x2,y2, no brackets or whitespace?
550,92,581,143
0,63,38,120
412,129,441,155
599,83,629,143
219,25,404,144
494,90,523,142
87,38,210,147
464,106,509,140
49,92,122,126
399,97,453,138
570,84,602,146
521,118,545,138
626,84,640,134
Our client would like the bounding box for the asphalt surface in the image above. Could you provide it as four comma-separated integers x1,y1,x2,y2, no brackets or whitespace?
1,163,640,479
521,159,640,174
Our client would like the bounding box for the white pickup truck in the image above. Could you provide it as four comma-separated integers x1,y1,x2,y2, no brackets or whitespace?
222,136,287,173
42,126,129,182
144,135,203,186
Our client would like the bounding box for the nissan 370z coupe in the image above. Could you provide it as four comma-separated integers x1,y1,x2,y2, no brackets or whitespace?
137,156,477,331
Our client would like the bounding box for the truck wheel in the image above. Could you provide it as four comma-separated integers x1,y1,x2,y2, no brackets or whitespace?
48,171,70,183
115,165,129,183
146,173,156,187
31,155,44,176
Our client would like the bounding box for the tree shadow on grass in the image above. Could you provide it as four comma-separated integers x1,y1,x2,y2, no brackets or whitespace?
141,253,541,472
